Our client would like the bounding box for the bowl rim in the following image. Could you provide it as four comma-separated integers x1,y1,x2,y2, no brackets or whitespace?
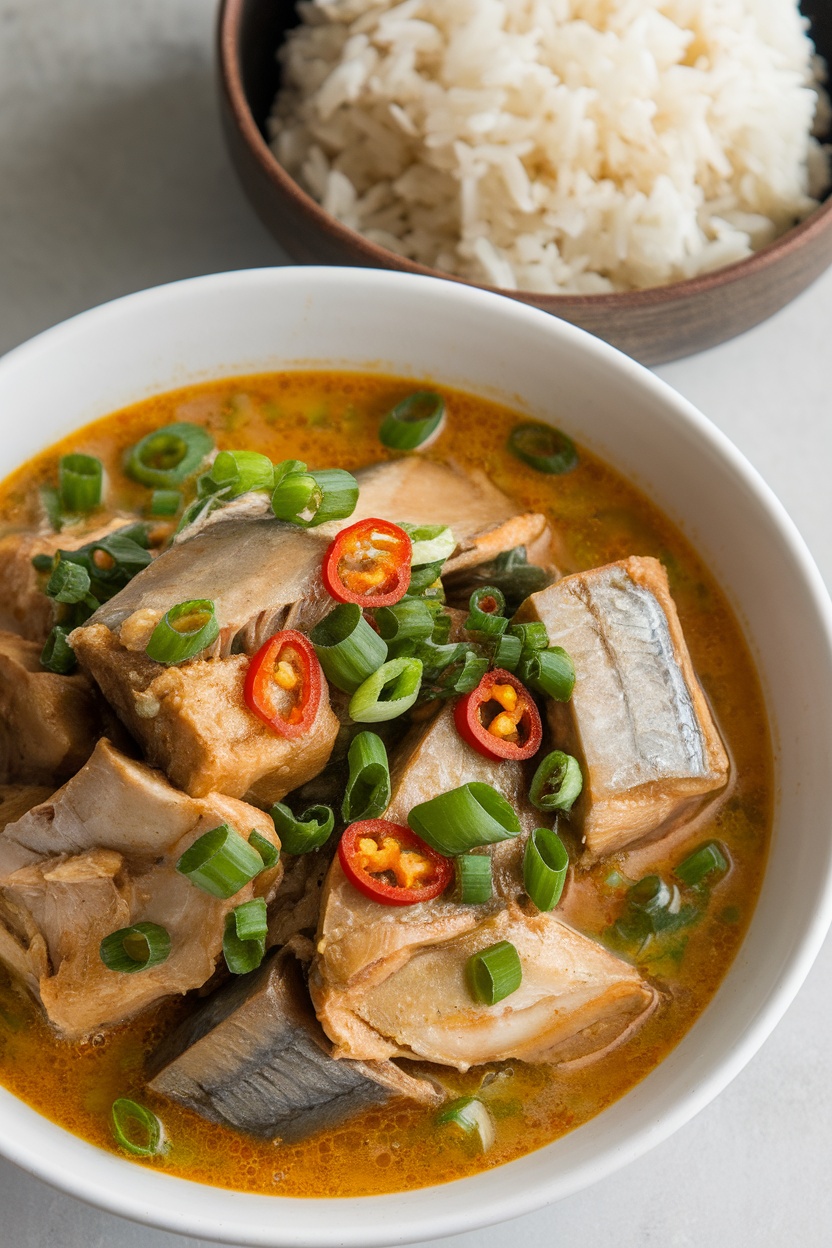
216,0,832,309
1,267,832,1246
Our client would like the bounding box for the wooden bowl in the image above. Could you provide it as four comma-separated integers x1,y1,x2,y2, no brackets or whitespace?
217,0,832,366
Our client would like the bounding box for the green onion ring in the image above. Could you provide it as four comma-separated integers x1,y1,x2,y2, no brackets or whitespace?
99,922,171,974
223,898,268,975
455,854,493,905
270,803,335,855
125,422,214,488
111,1098,167,1157
492,632,522,671
508,423,578,474
466,586,508,637
466,940,522,1006
523,827,569,911
45,557,92,604
342,731,391,823
176,824,264,898
675,840,730,887
271,467,358,528
349,657,423,723
145,599,220,665
436,1096,495,1150
529,751,583,813
519,646,575,701
40,626,77,674
59,453,103,513
379,392,446,451
401,523,456,566
408,782,521,855
373,597,435,646
310,603,387,694
204,449,275,498
509,621,549,655
249,829,280,869
149,488,182,517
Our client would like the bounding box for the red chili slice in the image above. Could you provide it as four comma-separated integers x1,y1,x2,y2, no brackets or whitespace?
338,819,453,906
244,629,322,739
454,668,543,761
322,518,412,608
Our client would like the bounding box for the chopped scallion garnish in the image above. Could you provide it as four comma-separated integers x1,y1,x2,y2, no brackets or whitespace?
176,824,264,898
349,657,423,722
149,488,182,517
125,422,214,489
271,467,358,528
45,557,93,605
59,453,103,513
529,751,583,814
111,1098,167,1157
249,829,280,869
310,603,387,694
675,841,730,887
270,802,334,855
223,898,267,975
401,523,456,566
523,827,569,911
466,940,522,1006
342,731,391,823
519,646,575,701
408,782,521,855
492,631,521,671
509,621,549,655
145,599,219,665
40,626,76,674
379,392,446,451
436,1095,495,1151
508,422,578,474
374,597,435,646
99,923,171,974
455,854,493,905
202,449,274,499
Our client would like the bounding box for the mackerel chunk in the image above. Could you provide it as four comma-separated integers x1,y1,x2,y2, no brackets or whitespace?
70,624,340,804
0,631,101,785
517,556,729,858
149,948,442,1142
0,739,281,1039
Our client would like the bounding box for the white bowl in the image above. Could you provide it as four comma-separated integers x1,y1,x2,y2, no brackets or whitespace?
0,268,831,1246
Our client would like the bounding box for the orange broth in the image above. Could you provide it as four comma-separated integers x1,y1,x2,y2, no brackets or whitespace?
0,372,771,1197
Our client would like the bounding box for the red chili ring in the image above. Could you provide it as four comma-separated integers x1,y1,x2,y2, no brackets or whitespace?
454,668,543,761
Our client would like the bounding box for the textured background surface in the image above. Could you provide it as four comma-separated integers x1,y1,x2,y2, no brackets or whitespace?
1,2,831,1245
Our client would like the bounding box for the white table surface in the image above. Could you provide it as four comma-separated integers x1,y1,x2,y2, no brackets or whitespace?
1,2,831,1245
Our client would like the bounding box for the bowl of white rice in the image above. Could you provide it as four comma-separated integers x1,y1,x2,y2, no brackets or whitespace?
218,0,832,364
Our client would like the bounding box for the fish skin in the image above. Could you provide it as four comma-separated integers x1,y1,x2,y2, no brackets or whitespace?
0,740,281,1039
149,948,442,1142
515,556,729,858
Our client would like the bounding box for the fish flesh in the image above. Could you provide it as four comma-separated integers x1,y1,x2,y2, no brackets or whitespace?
0,631,101,785
0,739,281,1039
515,557,729,857
70,624,340,804
149,947,442,1142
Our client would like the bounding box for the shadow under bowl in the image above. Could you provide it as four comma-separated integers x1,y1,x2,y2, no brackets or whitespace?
217,0,832,366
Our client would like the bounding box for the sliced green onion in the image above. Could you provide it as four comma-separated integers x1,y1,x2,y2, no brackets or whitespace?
609,873,700,952
508,422,578,474
175,493,223,535
111,1098,167,1157
509,621,549,654
342,732,390,823
223,898,267,975
465,586,508,637
401,523,456,566
349,657,423,722
46,557,92,604
125,422,214,488
420,648,489,701
31,553,54,573
493,632,521,671
40,485,64,531
675,841,729,888
519,646,575,701
270,803,334,855
273,458,308,484
374,597,435,646
203,449,274,499
430,608,452,645
379,392,446,451
523,827,569,911
99,922,171,974
58,526,152,602
436,1096,495,1151
146,599,219,665
448,546,551,615
59,453,102,513
466,940,522,1005
41,626,77,674
407,560,445,596
529,751,583,813
455,854,493,905
249,829,280,869
176,824,264,898
310,604,387,694
408,782,521,855
271,467,358,528
149,488,181,517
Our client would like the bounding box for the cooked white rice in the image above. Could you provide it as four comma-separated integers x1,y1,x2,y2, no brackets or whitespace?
268,0,831,293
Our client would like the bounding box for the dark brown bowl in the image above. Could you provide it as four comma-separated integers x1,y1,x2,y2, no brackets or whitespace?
217,0,832,365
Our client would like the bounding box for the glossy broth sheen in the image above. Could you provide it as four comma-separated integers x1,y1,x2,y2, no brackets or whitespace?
0,373,772,1197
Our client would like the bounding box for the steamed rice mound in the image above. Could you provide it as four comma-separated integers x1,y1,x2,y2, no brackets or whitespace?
269,0,831,294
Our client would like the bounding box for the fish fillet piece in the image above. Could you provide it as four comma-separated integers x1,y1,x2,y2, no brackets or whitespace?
0,739,281,1039
0,631,101,785
315,903,655,1071
0,517,135,642
70,623,339,804
149,948,442,1142
516,556,729,857
82,517,333,657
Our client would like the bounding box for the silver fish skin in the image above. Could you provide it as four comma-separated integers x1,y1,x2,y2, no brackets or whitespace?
516,556,729,858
